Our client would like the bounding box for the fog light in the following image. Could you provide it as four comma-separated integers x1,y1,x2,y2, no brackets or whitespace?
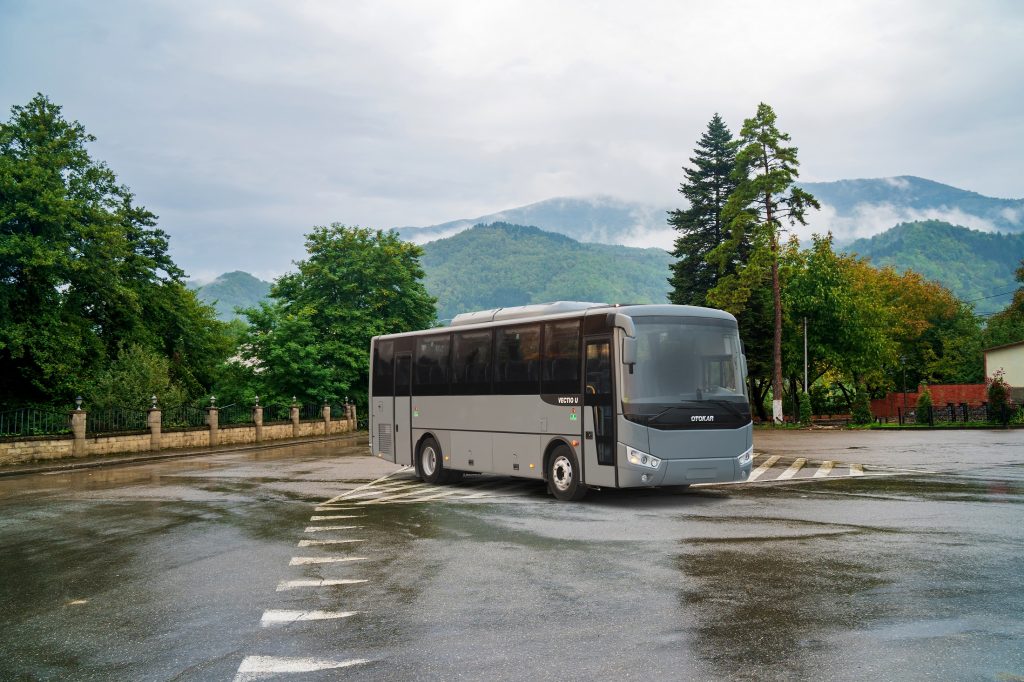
641,474,649,482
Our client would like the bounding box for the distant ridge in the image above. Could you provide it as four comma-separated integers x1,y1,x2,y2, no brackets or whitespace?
419,222,672,320
847,220,1024,314
190,270,271,321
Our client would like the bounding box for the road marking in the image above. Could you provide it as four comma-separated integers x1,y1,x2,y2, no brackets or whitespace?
460,481,534,499
234,656,368,681
365,486,470,504
746,455,781,482
289,556,368,565
310,515,362,521
276,578,368,591
777,457,807,480
339,483,427,500
322,466,413,504
850,463,865,476
313,506,360,511
304,524,361,531
260,609,358,626
813,460,836,478
298,539,365,547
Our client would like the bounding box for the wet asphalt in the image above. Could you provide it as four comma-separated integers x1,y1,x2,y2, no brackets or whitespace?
0,430,1021,681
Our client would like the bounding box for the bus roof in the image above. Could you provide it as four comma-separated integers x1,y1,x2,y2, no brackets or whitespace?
371,302,736,342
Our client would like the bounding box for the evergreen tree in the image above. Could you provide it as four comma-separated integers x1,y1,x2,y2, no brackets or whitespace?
710,103,819,423
668,114,740,305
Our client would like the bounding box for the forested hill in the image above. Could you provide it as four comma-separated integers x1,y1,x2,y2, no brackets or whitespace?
190,271,271,321
847,221,1024,314
419,222,672,321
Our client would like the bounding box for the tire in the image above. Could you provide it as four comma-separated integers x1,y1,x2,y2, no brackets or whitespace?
418,436,444,484
548,445,587,501
417,436,462,484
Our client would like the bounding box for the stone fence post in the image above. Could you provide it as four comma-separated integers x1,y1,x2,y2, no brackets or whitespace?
291,400,300,437
322,403,331,435
207,404,219,447
348,403,357,430
253,402,263,443
70,408,86,456
148,402,161,451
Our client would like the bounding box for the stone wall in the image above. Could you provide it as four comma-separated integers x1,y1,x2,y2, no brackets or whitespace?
0,405,357,467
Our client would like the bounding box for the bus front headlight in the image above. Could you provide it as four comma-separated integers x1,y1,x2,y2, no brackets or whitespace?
738,446,753,466
627,447,660,469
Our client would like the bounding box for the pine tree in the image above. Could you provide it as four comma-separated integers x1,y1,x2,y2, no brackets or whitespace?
668,114,740,305
711,103,819,423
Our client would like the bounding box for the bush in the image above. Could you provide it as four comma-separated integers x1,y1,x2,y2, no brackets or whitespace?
987,369,1012,409
916,386,933,409
799,392,812,426
851,388,872,425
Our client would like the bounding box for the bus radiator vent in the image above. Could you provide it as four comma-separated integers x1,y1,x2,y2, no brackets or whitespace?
378,423,393,455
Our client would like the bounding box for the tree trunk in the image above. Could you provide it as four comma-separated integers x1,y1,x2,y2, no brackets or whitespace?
770,217,783,424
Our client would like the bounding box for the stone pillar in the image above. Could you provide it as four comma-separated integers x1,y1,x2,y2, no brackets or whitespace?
291,403,300,437
148,407,162,451
348,403,357,431
207,406,219,447
322,403,331,435
70,409,87,457
253,405,263,443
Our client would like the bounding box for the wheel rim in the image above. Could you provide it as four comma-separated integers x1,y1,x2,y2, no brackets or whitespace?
552,454,573,492
422,446,437,476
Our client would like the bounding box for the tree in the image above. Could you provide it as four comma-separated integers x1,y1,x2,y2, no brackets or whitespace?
240,224,436,408
984,258,1024,348
711,103,819,423
668,114,741,305
0,93,230,406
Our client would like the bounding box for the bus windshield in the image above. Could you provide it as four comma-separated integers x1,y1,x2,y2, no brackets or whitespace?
621,316,749,426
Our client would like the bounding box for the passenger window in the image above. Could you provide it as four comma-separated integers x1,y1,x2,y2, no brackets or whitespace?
494,324,541,395
414,334,451,396
452,330,492,395
542,320,580,394
372,340,394,397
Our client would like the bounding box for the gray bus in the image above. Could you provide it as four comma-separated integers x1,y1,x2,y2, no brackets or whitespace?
369,301,753,500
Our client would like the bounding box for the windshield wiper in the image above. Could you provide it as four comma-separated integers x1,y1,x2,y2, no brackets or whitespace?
704,399,747,419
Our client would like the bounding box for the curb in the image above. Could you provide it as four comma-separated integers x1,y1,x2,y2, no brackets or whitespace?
0,431,369,479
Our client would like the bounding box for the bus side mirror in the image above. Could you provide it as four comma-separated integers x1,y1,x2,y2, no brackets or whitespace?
621,337,637,365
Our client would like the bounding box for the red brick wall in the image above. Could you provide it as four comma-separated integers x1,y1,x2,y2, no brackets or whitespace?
871,384,987,417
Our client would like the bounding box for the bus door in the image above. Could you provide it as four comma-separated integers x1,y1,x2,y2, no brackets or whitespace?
583,337,617,487
393,353,413,466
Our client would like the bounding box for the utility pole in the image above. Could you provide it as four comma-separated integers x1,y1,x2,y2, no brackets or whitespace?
803,317,808,394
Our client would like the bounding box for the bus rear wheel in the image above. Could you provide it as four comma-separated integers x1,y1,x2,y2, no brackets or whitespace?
548,445,587,501
418,436,461,485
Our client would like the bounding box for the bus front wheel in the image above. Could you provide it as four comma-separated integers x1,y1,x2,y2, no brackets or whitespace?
418,436,461,485
548,445,587,501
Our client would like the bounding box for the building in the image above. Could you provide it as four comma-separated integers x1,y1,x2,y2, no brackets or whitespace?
984,339,1024,403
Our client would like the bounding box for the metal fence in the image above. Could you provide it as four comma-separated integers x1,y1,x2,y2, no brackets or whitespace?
898,403,1014,426
262,404,291,424
161,405,207,429
299,403,322,421
218,403,252,426
0,407,71,438
87,407,148,434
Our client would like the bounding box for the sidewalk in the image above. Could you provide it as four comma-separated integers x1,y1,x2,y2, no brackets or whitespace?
0,431,369,478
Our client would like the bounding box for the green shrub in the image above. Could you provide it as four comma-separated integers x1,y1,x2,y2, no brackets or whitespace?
916,386,933,409
799,392,812,426
851,388,873,425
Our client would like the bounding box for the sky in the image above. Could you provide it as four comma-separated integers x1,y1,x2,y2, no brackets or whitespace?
2,0,1023,281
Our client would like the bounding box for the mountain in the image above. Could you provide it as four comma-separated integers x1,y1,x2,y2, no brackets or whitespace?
847,221,1024,315
419,222,672,321
398,196,676,250
189,270,271,321
799,176,1024,244
397,177,1024,249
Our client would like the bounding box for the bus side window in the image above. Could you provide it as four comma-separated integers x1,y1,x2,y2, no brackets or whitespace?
452,330,492,395
542,320,580,394
372,340,394,397
414,334,451,396
494,324,541,395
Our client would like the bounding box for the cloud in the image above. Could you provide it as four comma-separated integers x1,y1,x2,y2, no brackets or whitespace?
801,202,1000,244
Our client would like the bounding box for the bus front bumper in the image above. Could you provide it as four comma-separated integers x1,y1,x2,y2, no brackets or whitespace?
618,446,753,487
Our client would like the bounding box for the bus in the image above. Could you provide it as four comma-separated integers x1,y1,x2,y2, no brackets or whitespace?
369,301,753,500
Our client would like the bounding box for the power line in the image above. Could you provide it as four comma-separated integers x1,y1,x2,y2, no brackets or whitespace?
964,289,1017,303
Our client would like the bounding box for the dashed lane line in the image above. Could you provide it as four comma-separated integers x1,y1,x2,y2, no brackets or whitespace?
312,506,361,512
289,556,368,566
260,610,358,626
310,515,361,521
297,539,365,547
234,656,369,681
746,455,781,482
850,462,865,476
814,460,836,478
304,524,363,531
777,457,807,480
276,578,368,591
